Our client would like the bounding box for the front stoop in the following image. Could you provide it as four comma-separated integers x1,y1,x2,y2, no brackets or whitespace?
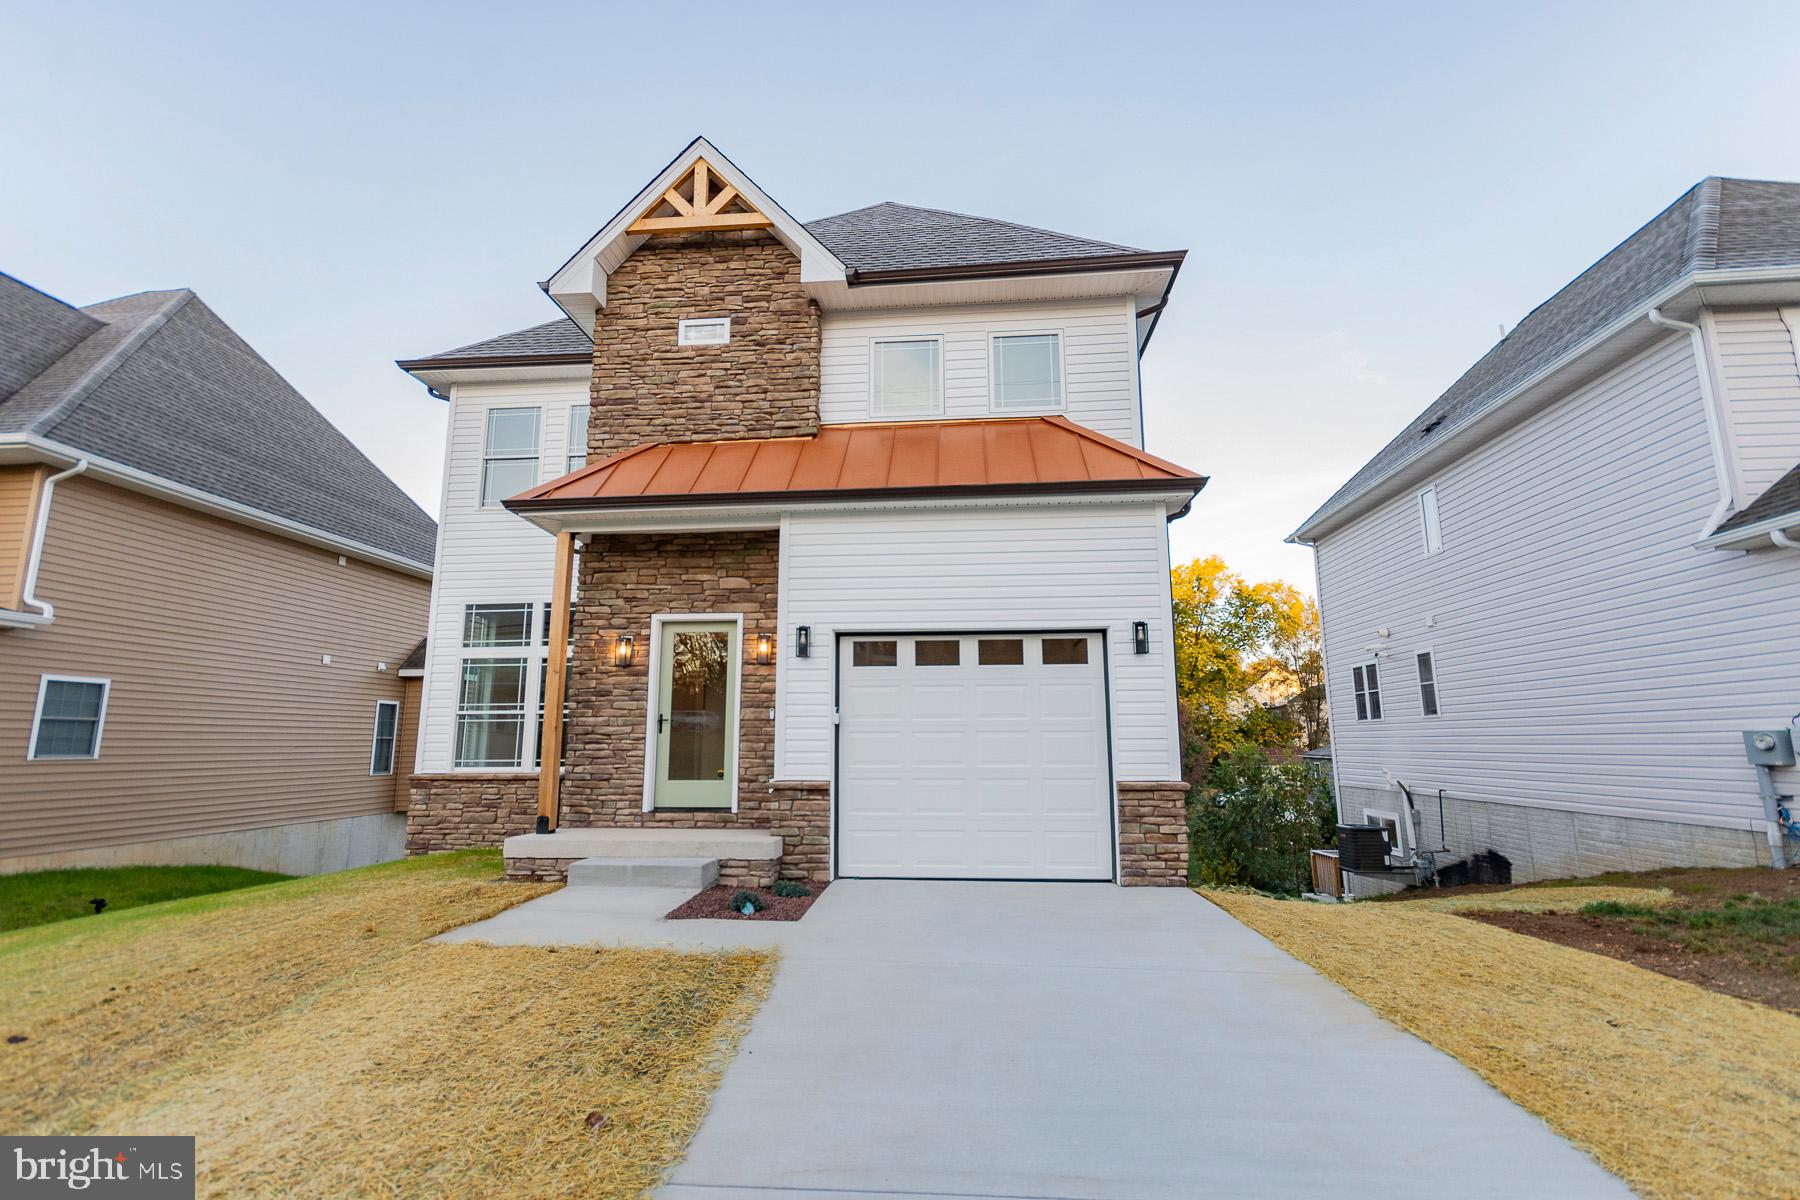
503,829,782,885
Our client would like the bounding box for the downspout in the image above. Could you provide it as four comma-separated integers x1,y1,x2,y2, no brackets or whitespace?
19,459,90,621
1771,529,1800,551
1646,308,1733,539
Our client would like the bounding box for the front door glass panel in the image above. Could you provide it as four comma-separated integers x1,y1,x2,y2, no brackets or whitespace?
655,622,736,809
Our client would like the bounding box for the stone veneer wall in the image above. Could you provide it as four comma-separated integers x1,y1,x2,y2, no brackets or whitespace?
1117,782,1190,886
587,230,820,456
554,528,832,882
406,774,538,855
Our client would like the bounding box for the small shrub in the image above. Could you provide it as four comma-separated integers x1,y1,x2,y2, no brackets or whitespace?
1187,745,1335,895
729,889,767,914
771,880,811,899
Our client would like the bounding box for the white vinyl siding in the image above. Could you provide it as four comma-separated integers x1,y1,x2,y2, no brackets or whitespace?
415,375,587,773
1707,307,1800,503
821,299,1143,444
776,502,1180,783
1314,331,1800,833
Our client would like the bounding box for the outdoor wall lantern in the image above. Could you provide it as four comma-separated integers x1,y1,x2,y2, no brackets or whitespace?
755,633,773,665
1132,621,1150,655
613,633,635,668
795,625,811,658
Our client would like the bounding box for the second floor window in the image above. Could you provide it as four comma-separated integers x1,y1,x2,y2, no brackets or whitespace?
1352,663,1382,721
991,333,1063,410
567,403,591,473
1417,652,1440,716
871,337,942,416
481,407,540,507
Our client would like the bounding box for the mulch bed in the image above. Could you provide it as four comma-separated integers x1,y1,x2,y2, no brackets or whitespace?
665,881,829,922
1464,909,1800,1015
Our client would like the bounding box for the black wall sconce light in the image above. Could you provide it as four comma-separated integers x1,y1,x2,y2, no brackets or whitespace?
613,633,635,668
754,633,773,665
795,625,811,658
1132,621,1150,655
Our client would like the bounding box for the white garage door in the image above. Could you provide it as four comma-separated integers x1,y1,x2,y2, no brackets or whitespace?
837,632,1113,880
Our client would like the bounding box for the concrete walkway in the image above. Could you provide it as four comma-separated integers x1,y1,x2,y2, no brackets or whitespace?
442,881,1633,1200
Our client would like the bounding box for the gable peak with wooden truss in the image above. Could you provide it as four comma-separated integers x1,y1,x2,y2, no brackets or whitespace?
543,138,847,331
627,158,773,236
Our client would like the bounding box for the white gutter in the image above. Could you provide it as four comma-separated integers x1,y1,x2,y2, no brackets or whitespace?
0,433,433,580
17,458,90,622
1645,307,1735,541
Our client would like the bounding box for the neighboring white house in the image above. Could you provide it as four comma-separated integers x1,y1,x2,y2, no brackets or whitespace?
1292,178,1800,892
396,138,1202,886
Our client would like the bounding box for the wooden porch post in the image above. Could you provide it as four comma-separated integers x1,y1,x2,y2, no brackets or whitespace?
536,530,576,834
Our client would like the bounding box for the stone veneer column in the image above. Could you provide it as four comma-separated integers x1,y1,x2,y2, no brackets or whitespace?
1117,782,1190,886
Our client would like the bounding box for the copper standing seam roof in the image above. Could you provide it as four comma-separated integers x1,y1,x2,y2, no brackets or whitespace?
505,416,1206,511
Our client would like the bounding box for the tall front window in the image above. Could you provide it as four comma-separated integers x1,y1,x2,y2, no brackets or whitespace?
29,676,110,760
369,701,399,775
991,332,1063,410
870,337,942,416
480,407,540,507
567,403,591,473
454,603,568,769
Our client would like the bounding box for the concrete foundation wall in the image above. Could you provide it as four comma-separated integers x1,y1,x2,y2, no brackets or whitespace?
0,811,404,877
1339,783,1769,890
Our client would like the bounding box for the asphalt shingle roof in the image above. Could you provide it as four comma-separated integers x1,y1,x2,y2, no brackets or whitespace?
0,273,437,569
1299,177,1800,535
404,203,1161,367
1715,461,1800,533
803,201,1145,275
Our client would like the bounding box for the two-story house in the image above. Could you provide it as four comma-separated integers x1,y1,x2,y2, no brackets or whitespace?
399,138,1202,886
1,272,435,875
1293,178,1800,894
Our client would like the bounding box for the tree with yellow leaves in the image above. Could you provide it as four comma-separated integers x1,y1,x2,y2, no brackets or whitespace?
1170,556,1325,775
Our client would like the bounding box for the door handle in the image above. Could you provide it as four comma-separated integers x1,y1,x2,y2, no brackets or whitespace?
657,714,668,734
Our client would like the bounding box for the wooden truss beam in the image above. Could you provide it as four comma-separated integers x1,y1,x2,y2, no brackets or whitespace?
626,158,773,235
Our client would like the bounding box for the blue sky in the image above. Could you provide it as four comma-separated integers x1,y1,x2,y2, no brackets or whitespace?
5,0,1798,589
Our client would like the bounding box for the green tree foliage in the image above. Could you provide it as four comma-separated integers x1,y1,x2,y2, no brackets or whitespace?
1187,746,1336,893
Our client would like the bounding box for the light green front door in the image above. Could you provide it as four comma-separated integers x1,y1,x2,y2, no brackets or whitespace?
654,622,737,809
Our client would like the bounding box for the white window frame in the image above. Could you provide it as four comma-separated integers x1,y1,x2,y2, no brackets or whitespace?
453,601,554,772
869,335,945,417
641,612,744,813
369,700,400,776
1364,807,1407,862
567,402,591,474
988,330,1066,412
480,406,541,509
1351,662,1383,721
1418,485,1443,555
678,317,731,346
27,674,111,761
1416,650,1440,717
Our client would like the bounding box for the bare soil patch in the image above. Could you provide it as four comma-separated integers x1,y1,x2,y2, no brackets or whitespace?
666,881,829,921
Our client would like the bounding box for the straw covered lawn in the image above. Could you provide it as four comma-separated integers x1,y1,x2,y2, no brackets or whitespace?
1406,883,1676,914
0,850,775,1198
1206,890,1800,1200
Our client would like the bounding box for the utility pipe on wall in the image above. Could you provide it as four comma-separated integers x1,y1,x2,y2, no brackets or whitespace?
1646,308,1734,540
19,459,90,622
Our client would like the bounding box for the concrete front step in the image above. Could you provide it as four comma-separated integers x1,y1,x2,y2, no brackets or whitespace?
567,856,719,890
503,828,784,862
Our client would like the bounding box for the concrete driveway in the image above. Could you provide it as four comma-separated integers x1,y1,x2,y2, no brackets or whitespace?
653,881,1631,1200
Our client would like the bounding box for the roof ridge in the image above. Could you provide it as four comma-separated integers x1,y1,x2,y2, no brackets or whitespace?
1685,177,1723,273
22,289,194,436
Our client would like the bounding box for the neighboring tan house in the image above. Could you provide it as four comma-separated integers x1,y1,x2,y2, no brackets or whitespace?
0,272,436,875
398,137,1202,886
1292,178,1800,894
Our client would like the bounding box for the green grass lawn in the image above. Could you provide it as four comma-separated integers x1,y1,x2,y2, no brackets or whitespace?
0,864,293,932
